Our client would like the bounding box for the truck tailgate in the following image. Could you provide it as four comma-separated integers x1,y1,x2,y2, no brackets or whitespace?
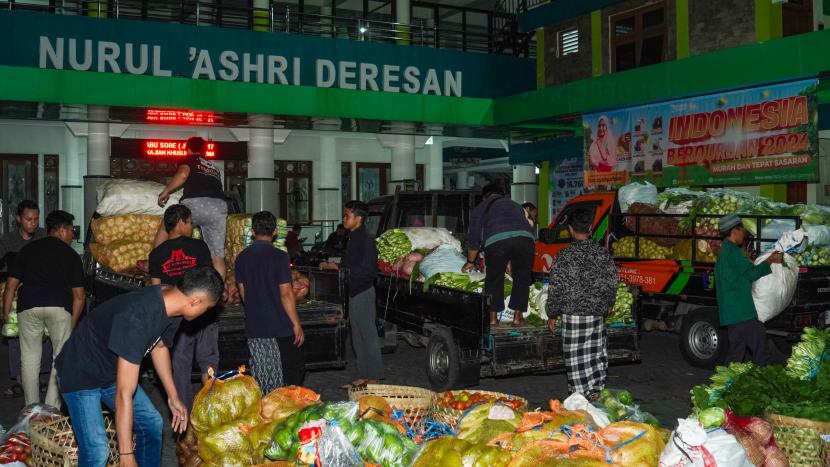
481,324,640,377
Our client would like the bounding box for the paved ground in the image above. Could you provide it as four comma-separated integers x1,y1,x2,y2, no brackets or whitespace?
0,330,714,465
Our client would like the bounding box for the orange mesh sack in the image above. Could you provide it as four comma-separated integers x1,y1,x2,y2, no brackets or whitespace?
260,386,320,423
191,367,261,434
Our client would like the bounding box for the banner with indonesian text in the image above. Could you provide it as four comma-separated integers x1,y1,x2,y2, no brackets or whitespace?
582,79,818,188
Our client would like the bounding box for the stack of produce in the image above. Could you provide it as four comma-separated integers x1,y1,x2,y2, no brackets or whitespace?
613,236,672,259
186,368,319,466
88,214,160,273
264,401,420,466
690,328,830,465
95,179,180,216
434,391,526,413
793,244,830,266
624,202,685,246
376,228,461,264
225,214,289,280
607,283,634,324
0,433,31,464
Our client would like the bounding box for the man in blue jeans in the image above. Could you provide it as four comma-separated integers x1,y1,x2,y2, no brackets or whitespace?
55,267,223,467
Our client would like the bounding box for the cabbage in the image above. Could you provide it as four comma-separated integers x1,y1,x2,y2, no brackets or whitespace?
695,407,725,428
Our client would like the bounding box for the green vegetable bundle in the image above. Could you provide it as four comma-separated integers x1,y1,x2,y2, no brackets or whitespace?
692,337,830,422
785,327,829,380
344,419,418,467
376,229,413,264
264,402,359,460
608,283,634,324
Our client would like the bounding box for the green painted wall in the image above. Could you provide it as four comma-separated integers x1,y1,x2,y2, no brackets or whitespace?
538,161,550,226
756,0,785,198
494,28,830,125
0,66,495,127
676,0,689,59
591,10,603,77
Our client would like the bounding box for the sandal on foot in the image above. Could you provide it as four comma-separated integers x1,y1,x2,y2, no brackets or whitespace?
3,384,22,398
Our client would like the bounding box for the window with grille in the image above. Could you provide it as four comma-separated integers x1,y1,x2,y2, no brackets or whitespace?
558,28,580,57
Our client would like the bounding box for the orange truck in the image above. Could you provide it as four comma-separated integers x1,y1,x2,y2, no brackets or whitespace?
534,191,830,368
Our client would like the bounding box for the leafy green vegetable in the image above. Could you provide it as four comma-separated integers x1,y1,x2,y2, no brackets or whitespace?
786,327,829,380
695,407,725,428
376,229,413,263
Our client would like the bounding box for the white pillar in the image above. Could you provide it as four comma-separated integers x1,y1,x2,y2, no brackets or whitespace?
246,113,279,214
428,137,444,190
456,170,470,190
377,123,420,193
511,164,538,204
84,105,110,232
318,135,340,236
396,0,410,23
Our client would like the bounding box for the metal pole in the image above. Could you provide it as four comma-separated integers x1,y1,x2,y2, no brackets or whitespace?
270,4,273,32
196,1,200,26
97,1,101,17
285,7,290,32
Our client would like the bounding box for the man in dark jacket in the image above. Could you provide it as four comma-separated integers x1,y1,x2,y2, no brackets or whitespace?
463,182,535,325
342,200,382,385
546,209,617,399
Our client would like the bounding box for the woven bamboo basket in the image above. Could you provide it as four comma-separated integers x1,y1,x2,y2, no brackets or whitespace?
820,435,830,467
30,416,120,467
348,384,436,429
767,412,830,467
429,390,528,428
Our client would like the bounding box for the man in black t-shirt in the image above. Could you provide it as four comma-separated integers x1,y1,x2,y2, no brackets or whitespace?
56,267,223,467
235,211,305,393
2,210,84,408
149,204,216,411
155,137,228,280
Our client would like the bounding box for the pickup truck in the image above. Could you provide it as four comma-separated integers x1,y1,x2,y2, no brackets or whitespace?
365,190,641,391
533,191,830,368
83,240,348,374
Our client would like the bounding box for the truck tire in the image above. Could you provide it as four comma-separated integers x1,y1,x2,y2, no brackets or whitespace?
426,328,460,391
680,310,727,368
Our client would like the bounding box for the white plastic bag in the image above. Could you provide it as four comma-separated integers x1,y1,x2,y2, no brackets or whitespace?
418,245,466,279
563,393,611,428
804,224,830,246
398,227,461,252
752,252,799,322
659,419,753,467
96,179,182,216
618,182,658,212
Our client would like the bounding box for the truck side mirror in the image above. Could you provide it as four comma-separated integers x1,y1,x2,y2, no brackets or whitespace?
539,228,556,244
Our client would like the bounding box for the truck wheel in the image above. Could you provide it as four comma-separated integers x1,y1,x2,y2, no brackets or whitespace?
680,310,727,368
426,329,460,391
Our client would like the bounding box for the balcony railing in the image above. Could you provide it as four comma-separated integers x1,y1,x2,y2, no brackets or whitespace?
1,0,534,57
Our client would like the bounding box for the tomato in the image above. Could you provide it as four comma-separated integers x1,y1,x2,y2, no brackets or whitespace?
442,391,453,399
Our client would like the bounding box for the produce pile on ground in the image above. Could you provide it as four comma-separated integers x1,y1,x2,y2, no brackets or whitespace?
687,328,830,465
89,214,159,273
185,368,320,466
691,328,830,421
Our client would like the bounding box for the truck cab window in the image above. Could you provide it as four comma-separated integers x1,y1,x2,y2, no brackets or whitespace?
396,196,433,228
552,203,600,243
365,202,385,237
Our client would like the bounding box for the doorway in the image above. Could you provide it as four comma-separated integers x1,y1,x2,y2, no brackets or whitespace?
0,154,39,234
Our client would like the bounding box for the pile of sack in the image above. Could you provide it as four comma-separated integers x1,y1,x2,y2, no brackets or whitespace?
89,214,160,274
183,368,320,466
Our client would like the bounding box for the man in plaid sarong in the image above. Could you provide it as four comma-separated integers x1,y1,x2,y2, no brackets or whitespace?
546,209,618,399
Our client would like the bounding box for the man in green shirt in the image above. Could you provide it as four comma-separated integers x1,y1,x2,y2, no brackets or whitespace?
714,214,782,366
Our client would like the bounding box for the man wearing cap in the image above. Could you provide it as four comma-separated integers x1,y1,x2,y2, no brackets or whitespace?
715,214,782,365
